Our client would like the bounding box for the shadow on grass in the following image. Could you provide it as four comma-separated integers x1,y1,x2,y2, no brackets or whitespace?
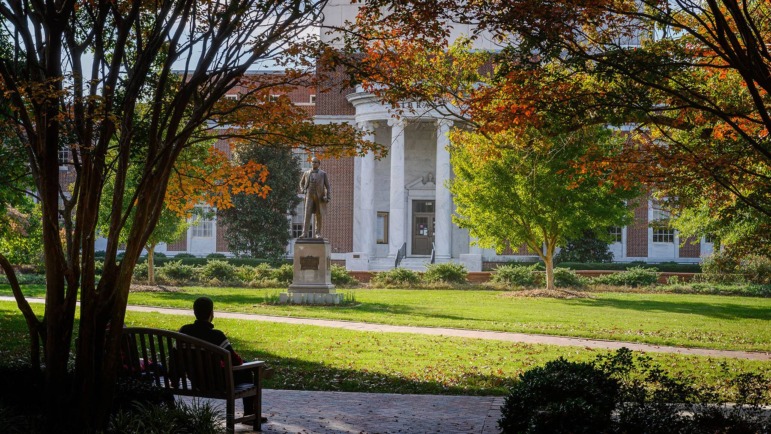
564,297,771,321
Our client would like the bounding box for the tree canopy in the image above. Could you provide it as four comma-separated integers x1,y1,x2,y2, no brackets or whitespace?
343,0,771,254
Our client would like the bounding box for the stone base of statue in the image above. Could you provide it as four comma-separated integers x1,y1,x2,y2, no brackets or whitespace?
281,238,340,305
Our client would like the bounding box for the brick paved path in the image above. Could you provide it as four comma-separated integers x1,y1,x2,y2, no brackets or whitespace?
182,390,504,434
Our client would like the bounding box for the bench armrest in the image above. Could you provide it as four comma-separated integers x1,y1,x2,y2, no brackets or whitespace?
233,361,265,373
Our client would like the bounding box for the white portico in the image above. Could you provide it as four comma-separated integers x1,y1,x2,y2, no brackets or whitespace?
347,91,463,270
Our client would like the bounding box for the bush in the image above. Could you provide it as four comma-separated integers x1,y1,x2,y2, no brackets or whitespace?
422,263,467,284
592,266,659,287
107,400,223,434
132,263,148,281
370,268,422,287
491,264,540,287
172,253,197,259
206,253,227,259
500,349,771,434
271,263,294,284
199,260,237,282
331,264,358,286
499,358,619,433
701,251,743,284
157,260,196,283
740,255,771,285
553,268,586,288
555,231,613,263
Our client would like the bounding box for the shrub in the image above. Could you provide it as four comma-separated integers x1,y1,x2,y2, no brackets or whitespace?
370,268,422,287
331,264,358,286
271,263,294,284
490,264,540,287
206,253,227,259
740,255,771,285
107,400,223,434
132,263,148,281
173,253,197,259
157,260,195,283
592,266,658,287
553,268,586,288
554,231,613,263
701,251,743,284
422,263,467,284
199,260,237,282
499,358,619,434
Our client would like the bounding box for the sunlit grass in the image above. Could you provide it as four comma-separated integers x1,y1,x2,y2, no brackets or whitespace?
2,284,770,351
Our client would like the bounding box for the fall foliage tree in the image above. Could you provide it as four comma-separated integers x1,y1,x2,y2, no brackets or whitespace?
450,127,637,290
342,0,771,254
0,0,379,430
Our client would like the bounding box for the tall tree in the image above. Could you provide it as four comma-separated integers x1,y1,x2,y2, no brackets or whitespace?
450,127,637,290
0,0,379,430
220,145,302,261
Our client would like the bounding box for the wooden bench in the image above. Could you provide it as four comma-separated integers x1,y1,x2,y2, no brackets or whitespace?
120,327,265,433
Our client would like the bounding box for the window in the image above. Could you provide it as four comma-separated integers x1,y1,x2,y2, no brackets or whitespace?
705,233,716,244
191,207,214,238
309,94,316,104
59,146,71,169
608,227,622,243
291,223,303,239
377,212,389,244
225,94,238,100
269,94,279,102
652,227,675,243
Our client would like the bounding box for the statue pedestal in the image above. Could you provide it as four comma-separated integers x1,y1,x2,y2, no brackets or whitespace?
281,238,340,304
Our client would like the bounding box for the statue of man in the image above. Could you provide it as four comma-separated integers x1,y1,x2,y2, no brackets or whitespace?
299,157,331,238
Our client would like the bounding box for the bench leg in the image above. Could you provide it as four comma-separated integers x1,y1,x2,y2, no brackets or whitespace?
253,371,263,431
226,398,235,434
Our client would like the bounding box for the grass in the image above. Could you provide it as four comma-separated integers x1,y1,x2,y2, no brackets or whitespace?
3,284,771,352
1,301,769,401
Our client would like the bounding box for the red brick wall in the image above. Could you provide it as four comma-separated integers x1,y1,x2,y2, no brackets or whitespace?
216,218,229,253
316,66,355,116
166,234,187,251
322,156,354,252
679,236,701,258
626,197,649,257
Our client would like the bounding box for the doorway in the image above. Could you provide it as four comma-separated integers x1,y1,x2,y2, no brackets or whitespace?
412,200,435,255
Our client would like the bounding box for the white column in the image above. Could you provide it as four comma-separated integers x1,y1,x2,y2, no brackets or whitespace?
388,119,406,258
434,119,453,260
354,121,376,255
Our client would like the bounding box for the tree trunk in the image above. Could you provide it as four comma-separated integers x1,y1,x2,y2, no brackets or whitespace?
543,239,558,291
148,245,156,285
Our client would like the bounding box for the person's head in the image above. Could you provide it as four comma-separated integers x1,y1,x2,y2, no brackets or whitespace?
193,296,214,322
311,157,320,169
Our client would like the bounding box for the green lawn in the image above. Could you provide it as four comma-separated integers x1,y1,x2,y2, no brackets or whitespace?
2,284,770,351
1,300,769,400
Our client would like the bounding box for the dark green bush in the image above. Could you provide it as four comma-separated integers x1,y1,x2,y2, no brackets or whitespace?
331,264,358,286
555,231,613,263
490,264,540,287
422,263,467,284
499,358,619,433
370,268,422,287
592,266,659,287
107,400,223,434
172,253,197,259
199,260,237,282
206,253,227,259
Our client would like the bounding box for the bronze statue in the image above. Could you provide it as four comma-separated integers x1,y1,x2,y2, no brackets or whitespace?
299,157,331,238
